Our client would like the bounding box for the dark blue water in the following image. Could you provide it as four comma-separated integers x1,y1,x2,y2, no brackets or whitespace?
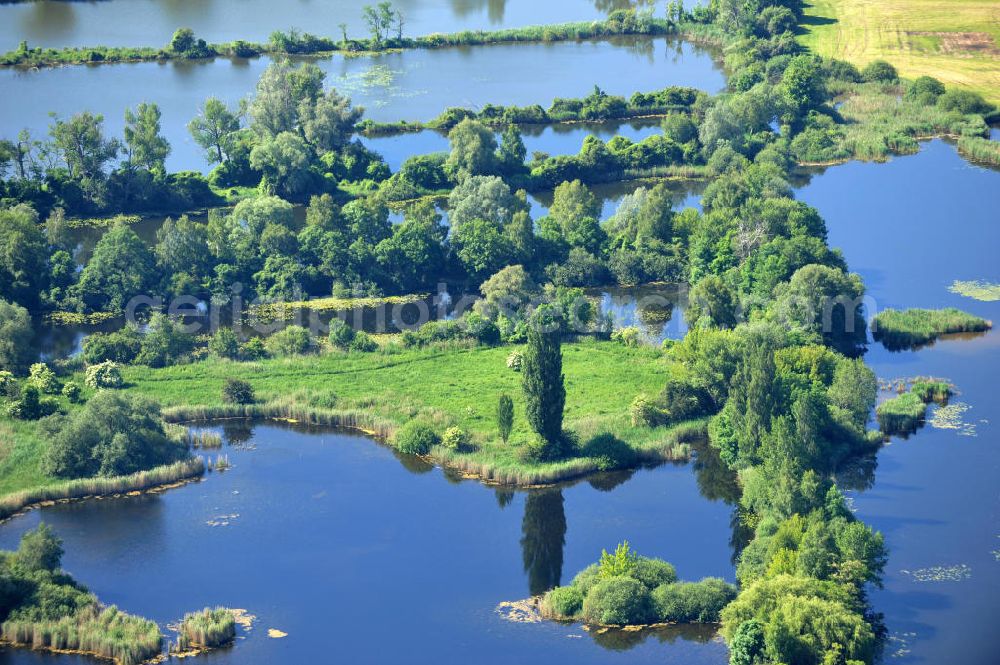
798,139,1000,665
0,425,736,664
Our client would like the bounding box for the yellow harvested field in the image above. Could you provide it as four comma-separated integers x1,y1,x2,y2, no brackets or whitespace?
798,0,1000,103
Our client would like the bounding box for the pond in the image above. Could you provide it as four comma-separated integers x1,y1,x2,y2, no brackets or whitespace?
0,422,737,665
0,36,724,173
797,139,1000,665
0,0,664,52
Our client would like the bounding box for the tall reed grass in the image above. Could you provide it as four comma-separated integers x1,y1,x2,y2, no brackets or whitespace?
176,607,236,650
0,459,205,521
957,136,1000,166
1,605,162,665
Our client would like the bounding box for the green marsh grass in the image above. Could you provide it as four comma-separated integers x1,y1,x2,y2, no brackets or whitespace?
176,607,236,650
142,340,695,485
0,459,205,521
872,307,991,350
876,392,927,436
1,605,162,665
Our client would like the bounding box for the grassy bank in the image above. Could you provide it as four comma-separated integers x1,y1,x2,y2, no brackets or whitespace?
798,0,1000,105
129,340,701,485
876,392,927,436
872,307,991,350
0,459,205,522
1,16,671,68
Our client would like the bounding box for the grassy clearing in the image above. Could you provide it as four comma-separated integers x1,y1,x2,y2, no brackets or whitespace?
872,307,991,350
799,0,1000,104
126,339,696,485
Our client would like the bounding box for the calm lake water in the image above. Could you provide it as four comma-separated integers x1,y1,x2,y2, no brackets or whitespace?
0,0,662,51
0,424,737,665
798,139,1000,665
0,36,723,173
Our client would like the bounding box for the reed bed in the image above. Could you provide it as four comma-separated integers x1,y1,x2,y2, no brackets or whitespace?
0,459,205,521
165,424,224,449
957,136,1000,166
162,402,396,440
1,605,162,665
872,307,991,350
876,392,927,436
176,608,236,650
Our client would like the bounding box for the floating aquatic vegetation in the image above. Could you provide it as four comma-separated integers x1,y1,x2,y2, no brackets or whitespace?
229,609,256,631
901,564,971,582
267,628,288,638
333,64,427,108
496,599,542,624
992,550,1000,562
948,280,1000,302
928,402,978,436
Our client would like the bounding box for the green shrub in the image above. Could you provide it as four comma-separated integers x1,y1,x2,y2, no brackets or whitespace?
349,330,378,352
265,325,313,356
861,59,897,82
82,326,143,364
328,320,356,349
651,578,737,622
543,585,584,619
581,576,654,625
27,363,60,394
240,338,268,360
441,426,468,450
6,385,58,420
611,326,642,346
633,558,678,590
599,541,639,578
85,361,123,389
208,328,241,360
392,420,440,455
570,563,602,596
61,382,82,403
630,394,665,427
222,378,255,405
582,433,638,470
0,370,16,397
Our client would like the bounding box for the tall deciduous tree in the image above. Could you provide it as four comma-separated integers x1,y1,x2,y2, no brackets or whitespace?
0,298,33,373
522,305,566,453
75,224,157,312
123,102,170,173
0,204,49,309
188,97,240,164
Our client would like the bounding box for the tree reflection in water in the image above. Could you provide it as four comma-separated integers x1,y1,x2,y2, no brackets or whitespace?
520,489,567,596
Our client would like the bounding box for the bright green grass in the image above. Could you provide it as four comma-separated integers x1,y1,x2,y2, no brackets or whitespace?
121,339,692,483
1,340,689,493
